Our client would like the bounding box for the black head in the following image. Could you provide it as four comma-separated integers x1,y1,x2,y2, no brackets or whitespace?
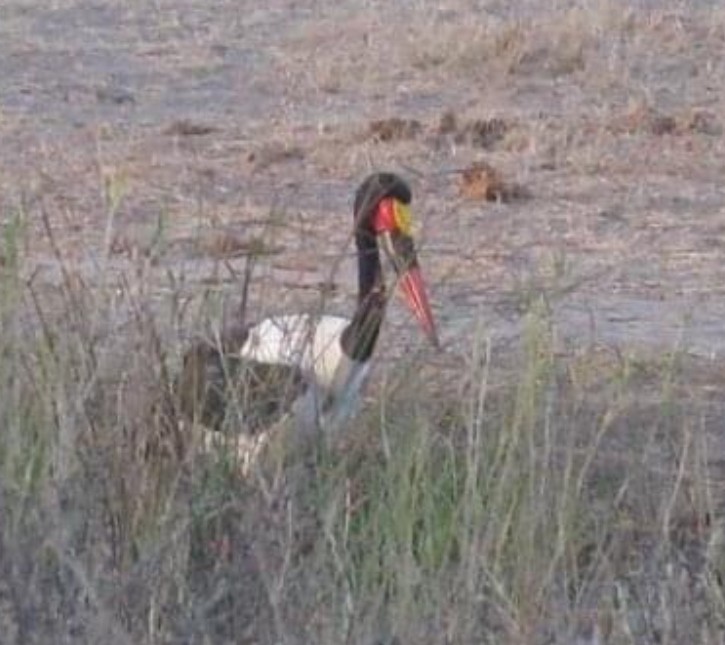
349,172,439,348
353,172,412,231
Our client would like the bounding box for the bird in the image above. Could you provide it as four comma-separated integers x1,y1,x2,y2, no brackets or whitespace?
176,172,439,468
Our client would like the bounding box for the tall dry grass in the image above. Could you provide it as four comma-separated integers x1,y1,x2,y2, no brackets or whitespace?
1,210,724,644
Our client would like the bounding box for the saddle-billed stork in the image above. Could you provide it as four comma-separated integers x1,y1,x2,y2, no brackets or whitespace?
177,172,439,466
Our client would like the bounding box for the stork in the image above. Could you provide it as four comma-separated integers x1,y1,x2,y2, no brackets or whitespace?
177,172,439,466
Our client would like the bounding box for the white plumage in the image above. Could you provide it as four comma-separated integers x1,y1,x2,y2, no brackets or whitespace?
240,314,371,435
240,314,347,391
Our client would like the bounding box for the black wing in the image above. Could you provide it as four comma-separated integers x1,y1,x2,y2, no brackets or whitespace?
176,340,307,435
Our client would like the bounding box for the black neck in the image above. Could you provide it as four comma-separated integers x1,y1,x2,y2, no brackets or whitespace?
340,231,386,362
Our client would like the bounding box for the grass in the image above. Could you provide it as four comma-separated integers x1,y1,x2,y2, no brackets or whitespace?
1,2,725,643
1,210,724,644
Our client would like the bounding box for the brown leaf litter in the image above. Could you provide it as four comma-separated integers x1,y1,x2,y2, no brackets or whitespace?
368,117,423,142
184,231,285,259
164,119,220,136
609,102,722,137
247,143,306,172
458,161,529,202
365,111,515,150
438,110,510,149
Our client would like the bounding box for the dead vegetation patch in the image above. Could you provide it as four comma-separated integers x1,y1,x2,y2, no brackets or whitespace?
279,278,337,295
164,119,220,137
109,233,156,259
247,143,306,172
189,231,285,259
437,110,511,149
493,21,588,77
405,7,616,78
609,103,678,136
368,117,423,142
367,111,515,150
609,102,723,137
680,108,723,136
95,83,135,105
458,161,529,202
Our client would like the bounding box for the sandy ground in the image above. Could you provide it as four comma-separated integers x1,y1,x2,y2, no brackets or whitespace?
1,0,724,360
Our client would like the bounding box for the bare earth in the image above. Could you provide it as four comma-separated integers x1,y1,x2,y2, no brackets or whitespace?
1,0,724,357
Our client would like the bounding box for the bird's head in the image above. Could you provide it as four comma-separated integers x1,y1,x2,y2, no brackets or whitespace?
354,172,439,348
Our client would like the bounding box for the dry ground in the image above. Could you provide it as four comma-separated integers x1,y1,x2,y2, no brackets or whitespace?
1,1,725,644
2,0,725,355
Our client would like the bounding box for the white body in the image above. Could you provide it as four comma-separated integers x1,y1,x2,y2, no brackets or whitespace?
239,314,372,434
